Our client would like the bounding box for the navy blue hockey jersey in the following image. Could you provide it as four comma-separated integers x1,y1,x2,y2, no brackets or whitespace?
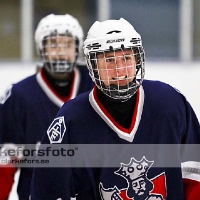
30,80,200,200
0,65,94,200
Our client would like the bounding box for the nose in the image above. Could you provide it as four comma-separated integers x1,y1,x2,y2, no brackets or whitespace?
115,57,126,73
58,44,68,59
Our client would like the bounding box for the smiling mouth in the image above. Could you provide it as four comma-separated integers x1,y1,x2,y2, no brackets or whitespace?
112,75,127,80
137,190,145,195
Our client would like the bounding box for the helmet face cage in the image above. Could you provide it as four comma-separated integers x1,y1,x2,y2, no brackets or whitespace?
40,32,79,73
86,45,145,101
35,14,83,74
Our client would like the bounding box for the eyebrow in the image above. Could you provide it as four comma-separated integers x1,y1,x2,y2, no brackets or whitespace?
46,35,74,41
106,51,133,57
97,49,133,59
46,39,74,45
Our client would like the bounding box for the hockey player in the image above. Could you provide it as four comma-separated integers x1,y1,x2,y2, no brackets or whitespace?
30,18,200,199
0,14,93,200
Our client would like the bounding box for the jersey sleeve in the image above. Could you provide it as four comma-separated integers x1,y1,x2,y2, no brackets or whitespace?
31,164,95,200
0,165,18,200
0,85,25,199
0,85,26,144
30,104,95,200
31,166,75,200
30,108,76,200
180,94,200,199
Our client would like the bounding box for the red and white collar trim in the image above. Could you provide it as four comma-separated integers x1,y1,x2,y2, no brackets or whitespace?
36,67,80,108
89,86,144,142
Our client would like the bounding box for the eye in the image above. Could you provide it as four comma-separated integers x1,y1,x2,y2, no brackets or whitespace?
51,43,57,48
132,182,137,187
140,180,145,185
46,42,57,48
124,55,132,60
106,58,115,63
65,42,73,48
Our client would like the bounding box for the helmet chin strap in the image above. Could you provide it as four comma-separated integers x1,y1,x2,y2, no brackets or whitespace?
44,59,75,73
101,79,138,102
42,66,73,87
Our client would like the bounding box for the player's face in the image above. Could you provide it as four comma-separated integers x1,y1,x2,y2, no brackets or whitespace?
131,177,146,195
96,49,136,87
44,35,76,63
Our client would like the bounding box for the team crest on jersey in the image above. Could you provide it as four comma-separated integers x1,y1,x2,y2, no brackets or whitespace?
100,157,166,200
0,85,13,104
47,116,66,143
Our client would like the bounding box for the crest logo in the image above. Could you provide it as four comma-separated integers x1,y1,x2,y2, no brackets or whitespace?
100,184,122,200
100,157,166,200
115,157,153,181
47,116,66,143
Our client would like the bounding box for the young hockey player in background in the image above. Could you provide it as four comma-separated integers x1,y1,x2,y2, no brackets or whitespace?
0,13,93,200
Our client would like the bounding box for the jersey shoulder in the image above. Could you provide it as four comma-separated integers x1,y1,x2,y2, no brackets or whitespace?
142,79,188,112
142,79,184,99
75,64,94,92
75,63,88,75
0,74,37,104
13,74,37,91
46,92,92,144
60,91,91,116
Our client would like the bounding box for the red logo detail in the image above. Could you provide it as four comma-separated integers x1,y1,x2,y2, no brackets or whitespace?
118,173,166,200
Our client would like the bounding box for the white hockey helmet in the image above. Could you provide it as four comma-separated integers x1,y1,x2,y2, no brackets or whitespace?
83,18,145,101
35,14,84,73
